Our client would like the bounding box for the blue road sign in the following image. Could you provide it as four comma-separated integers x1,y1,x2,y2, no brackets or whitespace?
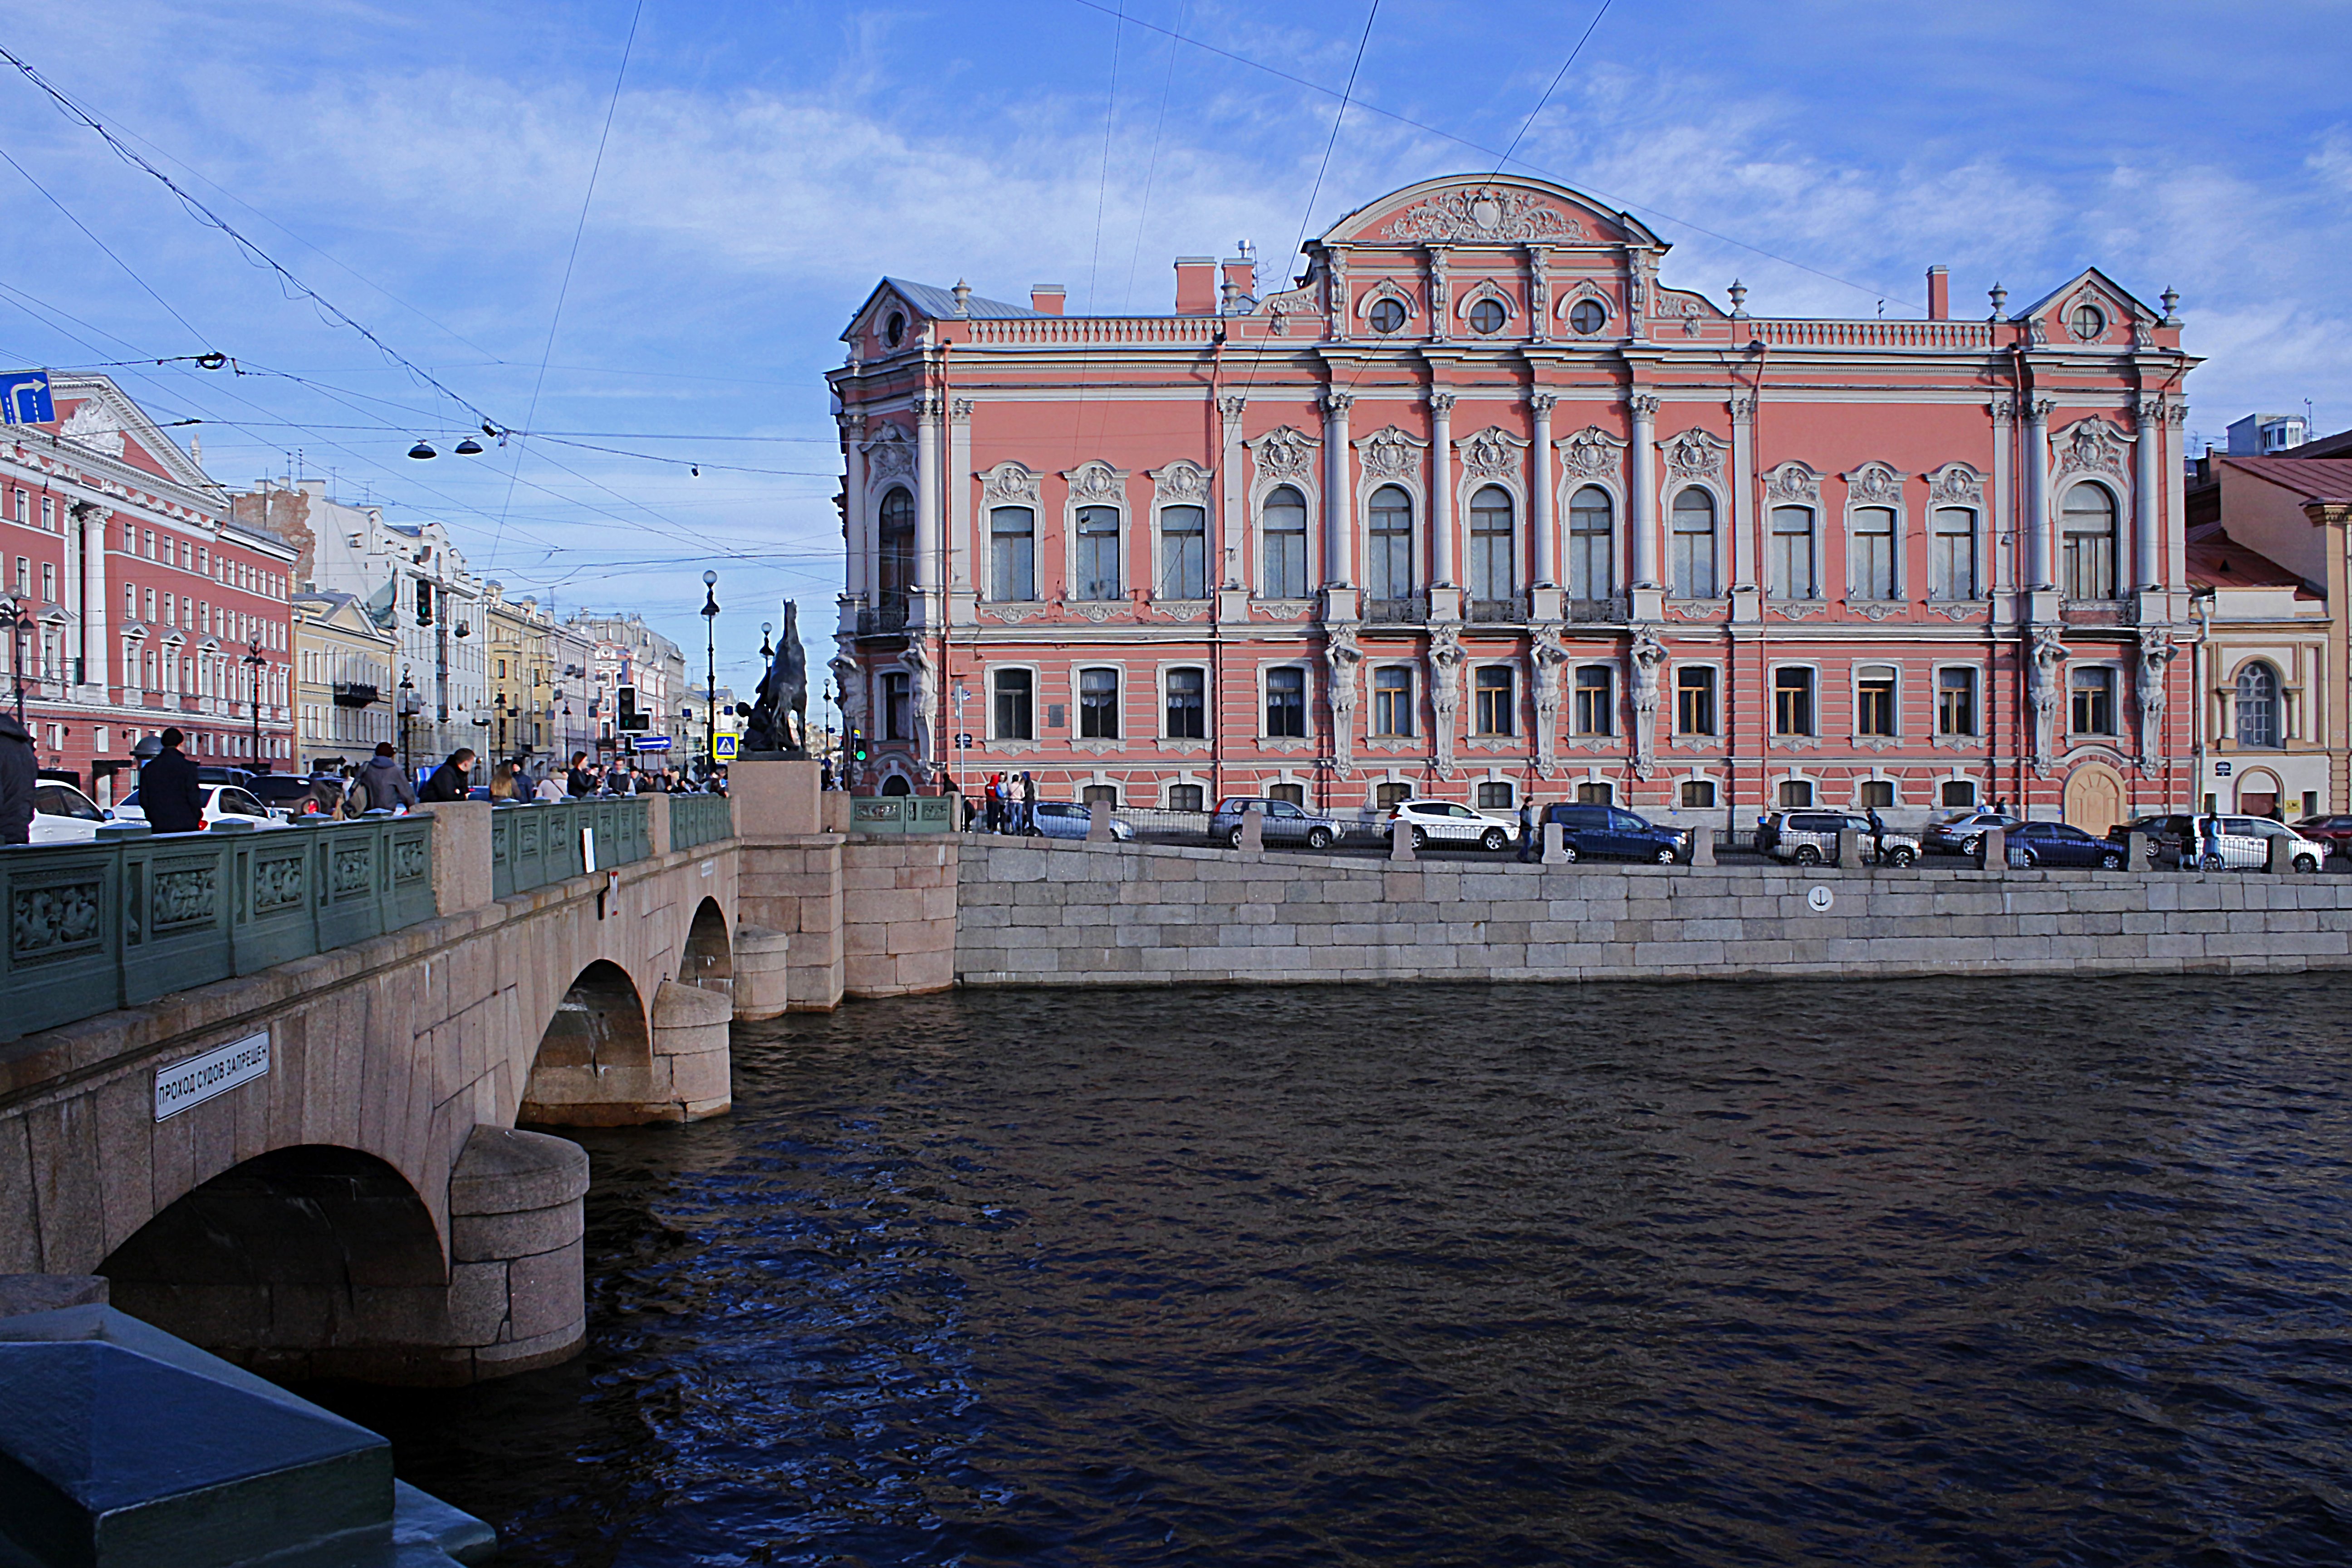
632,735,674,753
2,370,54,425
712,734,738,760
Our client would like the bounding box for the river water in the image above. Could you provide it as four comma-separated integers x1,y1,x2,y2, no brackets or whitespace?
319,976,2352,1566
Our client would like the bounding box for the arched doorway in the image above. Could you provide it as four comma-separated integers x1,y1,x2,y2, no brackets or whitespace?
2234,768,2283,819
2063,760,2126,835
521,960,655,1126
683,897,732,996
880,773,913,796
101,1145,448,1380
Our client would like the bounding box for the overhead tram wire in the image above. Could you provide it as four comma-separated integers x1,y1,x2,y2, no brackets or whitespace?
494,0,648,559
1484,0,1614,183
1063,0,1914,312
0,147,214,346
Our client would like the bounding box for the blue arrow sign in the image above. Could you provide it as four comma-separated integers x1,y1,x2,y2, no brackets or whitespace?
2,370,54,425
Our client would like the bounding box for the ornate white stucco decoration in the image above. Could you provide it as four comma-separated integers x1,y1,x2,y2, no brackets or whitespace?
1426,623,1465,777
1356,425,1427,481
2136,626,2176,768
2028,625,2069,774
1765,460,1822,505
1926,462,1986,506
865,426,914,480
1252,426,1319,485
1555,279,1615,330
59,399,127,458
901,639,935,765
828,652,866,788
1662,428,1728,481
1628,625,1668,778
1065,461,1127,505
1530,627,1569,777
1559,426,1628,480
1458,426,1529,480
1152,460,1211,504
1324,624,1363,777
1454,277,1518,326
1354,277,1418,325
980,461,1040,507
1382,187,1586,245
2054,416,2134,480
1843,462,1907,505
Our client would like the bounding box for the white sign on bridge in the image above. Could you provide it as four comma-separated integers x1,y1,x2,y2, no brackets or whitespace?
154,1030,270,1122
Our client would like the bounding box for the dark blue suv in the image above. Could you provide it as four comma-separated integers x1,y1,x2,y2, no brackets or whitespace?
1540,803,1692,864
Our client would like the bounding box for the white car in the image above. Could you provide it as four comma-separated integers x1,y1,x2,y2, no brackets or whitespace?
27,781,110,843
1389,798,1515,852
2190,814,2323,873
113,783,288,833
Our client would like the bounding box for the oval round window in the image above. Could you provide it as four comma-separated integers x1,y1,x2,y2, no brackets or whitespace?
885,311,906,348
2069,304,2103,341
1368,297,1406,334
1469,297,1507,334
1569,299,1607,334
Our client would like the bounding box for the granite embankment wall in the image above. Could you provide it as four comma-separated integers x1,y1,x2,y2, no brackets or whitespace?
953,838,2352,986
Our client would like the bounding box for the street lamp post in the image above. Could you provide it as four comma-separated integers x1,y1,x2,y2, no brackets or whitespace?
244,637,267,771
0,596,31,725
700,570,720,777
396,667,419,774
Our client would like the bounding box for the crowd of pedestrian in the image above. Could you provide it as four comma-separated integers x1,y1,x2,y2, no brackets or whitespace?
965,771,1039,835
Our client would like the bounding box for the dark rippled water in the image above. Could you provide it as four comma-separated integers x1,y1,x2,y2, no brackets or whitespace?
318,976,2352,1566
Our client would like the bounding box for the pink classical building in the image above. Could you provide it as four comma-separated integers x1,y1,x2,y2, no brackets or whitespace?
829,173,2199,833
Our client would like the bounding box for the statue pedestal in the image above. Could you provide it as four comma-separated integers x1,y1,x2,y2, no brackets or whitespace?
733,758,823,837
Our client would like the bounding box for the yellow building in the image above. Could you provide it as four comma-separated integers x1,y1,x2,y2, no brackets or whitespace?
292,589,400,773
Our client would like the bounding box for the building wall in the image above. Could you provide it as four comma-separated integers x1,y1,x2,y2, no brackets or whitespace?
832,174,2199,831
292,594,398,772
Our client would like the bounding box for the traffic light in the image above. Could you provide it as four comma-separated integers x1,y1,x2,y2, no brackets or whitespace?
616,685,648,733
414,581,434,627
851,726,867,761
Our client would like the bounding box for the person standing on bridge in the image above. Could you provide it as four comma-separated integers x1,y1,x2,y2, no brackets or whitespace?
0,710,34,845
351,742,417,814
139,727,205,834
420,748,476,803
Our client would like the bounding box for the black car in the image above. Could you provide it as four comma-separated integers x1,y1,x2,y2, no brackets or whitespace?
2105,813,2196,867
2008,820,2125,870
1541,803,1691,864
249,773,342,818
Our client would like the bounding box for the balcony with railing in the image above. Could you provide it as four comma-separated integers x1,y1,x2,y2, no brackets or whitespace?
1363,594,1429,627
1746,318,1995,350
333,682,381,707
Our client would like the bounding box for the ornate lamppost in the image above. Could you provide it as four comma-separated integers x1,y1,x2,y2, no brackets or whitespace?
0,595,32,725
243,636,268,771
700,570,720,776
396,667,420,774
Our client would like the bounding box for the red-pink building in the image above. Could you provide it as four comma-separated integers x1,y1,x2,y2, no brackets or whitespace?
830,174,2198,833
2,375,297,801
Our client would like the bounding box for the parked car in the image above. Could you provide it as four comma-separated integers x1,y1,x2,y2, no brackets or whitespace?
1389,798,1514,852
2294,813,2352,860
2187,814,2323,873
1540,802,1690,864
26,781,110,844
248,773,342,821
195,765,257,790
2105,813,2197,867
2006,821,2126,870
1922,810,2024,857
1210,796,1345,850
1765,810,1921,867
113,783,286,832
1030,800,1134,842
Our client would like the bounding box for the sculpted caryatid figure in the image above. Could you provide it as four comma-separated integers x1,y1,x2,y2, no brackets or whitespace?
742,600,811,758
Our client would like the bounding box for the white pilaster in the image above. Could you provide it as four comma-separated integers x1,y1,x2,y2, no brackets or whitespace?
948,398,974,593
1219,395,1247,589
78,504,108,694
1628,394,1660,589
1730,395,1758,594
1529,393,1558,588
1428,391,1456,588
840,415,868,617
1322,391,1355,586
914,395,943,596
1989,399,2015,598
2024,398,2053,591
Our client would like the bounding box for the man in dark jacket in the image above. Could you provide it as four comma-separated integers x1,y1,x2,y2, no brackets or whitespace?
419,748,476,803
349,742,418,813
140,727,206,834
0,712,34,844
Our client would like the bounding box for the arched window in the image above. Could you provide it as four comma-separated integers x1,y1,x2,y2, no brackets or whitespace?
2061,483,2118,601
2236,662,2280,748
1568,486,1613,601
877,487,914,619
1261,485,1308,598
1769,505,1814,598
1075,506,1122,601
1468,485,1514,606
1671,489,1717,598
1367,485,1413,604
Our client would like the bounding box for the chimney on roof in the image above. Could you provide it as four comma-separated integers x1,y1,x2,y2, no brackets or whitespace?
1031,284,1066,315
1926,265,1950,322
1220,255,1255,313
1174,257,1216,316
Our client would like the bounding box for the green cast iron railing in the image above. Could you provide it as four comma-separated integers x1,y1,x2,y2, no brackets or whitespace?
667,794,735,852
850,797,956,834
489,799,652,899
1,814,436,1045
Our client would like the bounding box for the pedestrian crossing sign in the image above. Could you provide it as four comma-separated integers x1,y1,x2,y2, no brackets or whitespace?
712,733,738,761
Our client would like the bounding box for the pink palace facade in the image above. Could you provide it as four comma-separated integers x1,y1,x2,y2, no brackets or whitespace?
829,174,2200,832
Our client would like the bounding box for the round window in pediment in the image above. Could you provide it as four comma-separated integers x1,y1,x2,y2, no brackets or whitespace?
1568,298,1607,335
1368,297,1407,334
2069,303,2105,341
1469,297,1507,334
884,311,907,348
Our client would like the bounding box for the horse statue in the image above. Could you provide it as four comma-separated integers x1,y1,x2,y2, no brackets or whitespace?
741,599,810,758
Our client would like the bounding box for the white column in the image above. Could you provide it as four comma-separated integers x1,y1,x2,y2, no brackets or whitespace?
1628,394,1661,588
949,398,974,593
79,505,109,693
2133,397,2163,591
1730,395,1758,591
1322,391,1354,586
1989,399,2015,595
2024,398,2053,591
1219,395,1247,588
914,395,943,594
2166,404,2190,602
841,415,869,606
1428,391,1456,587
1529,393,1558,587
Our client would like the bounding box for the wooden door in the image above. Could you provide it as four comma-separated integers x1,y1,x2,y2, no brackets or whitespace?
2063,762,2125,835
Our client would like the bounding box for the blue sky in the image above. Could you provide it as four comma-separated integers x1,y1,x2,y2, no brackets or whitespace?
0,0,2344,697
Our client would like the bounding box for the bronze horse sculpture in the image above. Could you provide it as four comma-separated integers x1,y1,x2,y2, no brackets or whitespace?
742,599,809,757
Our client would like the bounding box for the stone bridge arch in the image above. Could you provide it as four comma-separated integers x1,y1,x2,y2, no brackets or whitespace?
682,896,731,995
519,958,730,1127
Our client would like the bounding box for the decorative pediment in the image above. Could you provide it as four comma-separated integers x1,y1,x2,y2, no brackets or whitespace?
1765,460,1822,505
1250,426,1320,485
44,377,220,494
2053,416,2134,479
1458,426,1529,480
1151,460,1211,505
863,426,914,480
1355,425,1428,481
1662,428,1728,480
1063,461,1128,505
1558,426,1627,479
2012,267,2156,346
1555,278,1617,331
1354,276,1418,324
1320,176,1658,250
980,461,1039,507
1842,462,1907,506
59,398,126,458
1453,277,1518,326
1926,462,1985,506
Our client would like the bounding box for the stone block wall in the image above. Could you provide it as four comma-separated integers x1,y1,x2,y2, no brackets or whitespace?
842,839,959,998
736,835,846,1010
956,839,2352,986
